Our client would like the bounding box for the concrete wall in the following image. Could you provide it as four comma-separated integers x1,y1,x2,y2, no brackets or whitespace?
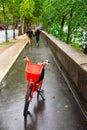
42,31,87,103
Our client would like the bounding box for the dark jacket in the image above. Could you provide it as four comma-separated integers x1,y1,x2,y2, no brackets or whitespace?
26,29,33,37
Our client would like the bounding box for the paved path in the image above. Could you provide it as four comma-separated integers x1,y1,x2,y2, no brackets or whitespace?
0,34,28,83
0,35,87,130
0,38,21,54
0,46,11,54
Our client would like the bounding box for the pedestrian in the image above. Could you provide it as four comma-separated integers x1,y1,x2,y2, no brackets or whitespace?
35,29,41,45
26,27,33,45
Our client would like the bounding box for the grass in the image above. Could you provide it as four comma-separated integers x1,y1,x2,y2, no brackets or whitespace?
0,41,12,46
0,38,18,46
71,42,82,51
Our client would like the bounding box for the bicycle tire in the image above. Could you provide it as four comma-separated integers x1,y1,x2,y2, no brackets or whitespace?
23,83,32,120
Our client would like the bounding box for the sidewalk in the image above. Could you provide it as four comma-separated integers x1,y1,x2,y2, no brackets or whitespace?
0,34,28,83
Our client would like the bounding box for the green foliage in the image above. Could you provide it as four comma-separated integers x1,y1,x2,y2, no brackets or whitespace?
0,0,86,51
48,23,67,42
40,0,87,50
20,0,35,18
71,42,82,51
0,41,13,45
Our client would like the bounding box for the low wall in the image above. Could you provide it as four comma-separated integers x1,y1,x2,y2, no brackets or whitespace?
42,31,87,105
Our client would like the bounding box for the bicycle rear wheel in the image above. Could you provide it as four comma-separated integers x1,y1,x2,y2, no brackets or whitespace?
23,83,32,120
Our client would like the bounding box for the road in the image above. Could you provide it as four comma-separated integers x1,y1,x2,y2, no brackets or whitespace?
0,36,87,130
0,30,18,43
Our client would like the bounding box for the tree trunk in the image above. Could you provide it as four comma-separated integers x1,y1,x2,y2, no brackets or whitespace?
66,8,73,44
13,16,15,39
18,26,22,36
18,20,22,36
61,15,66,30
4,26,8,42
1,0,8,42
21,17,26,34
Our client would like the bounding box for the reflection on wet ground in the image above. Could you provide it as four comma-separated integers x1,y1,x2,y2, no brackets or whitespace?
0,36,87,130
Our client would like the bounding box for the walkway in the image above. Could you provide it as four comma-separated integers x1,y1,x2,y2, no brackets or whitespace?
0,34,87,130
0,34,28,83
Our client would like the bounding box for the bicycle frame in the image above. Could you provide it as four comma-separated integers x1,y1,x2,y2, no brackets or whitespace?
24,56,48,101
23,56,48,119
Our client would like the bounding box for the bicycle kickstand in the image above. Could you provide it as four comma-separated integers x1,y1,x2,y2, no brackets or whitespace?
37,89,45,100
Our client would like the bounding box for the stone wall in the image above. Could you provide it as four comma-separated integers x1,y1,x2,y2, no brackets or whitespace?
42,31,87,103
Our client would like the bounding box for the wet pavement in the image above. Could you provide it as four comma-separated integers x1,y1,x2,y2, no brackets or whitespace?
0,35,87,130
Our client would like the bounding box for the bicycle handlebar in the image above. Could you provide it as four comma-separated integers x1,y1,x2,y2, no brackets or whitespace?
24,56,50,66
24,56,30,62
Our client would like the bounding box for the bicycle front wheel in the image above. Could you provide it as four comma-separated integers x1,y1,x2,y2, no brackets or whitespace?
23,83,32,120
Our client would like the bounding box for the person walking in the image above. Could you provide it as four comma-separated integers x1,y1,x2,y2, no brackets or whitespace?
26,27,33,45
35,29,41,46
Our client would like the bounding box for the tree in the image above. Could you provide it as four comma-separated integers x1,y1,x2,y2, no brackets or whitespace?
41,0,87,46
6,0,23,37
0,0,8,41
19,0,35,33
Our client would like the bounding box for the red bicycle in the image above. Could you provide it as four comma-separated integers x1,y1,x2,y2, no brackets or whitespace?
23,56,48,120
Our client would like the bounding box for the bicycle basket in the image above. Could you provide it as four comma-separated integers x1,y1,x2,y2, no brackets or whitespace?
25,63,43,82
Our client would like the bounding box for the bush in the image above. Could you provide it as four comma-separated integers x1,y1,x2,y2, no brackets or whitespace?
71,42,82,51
